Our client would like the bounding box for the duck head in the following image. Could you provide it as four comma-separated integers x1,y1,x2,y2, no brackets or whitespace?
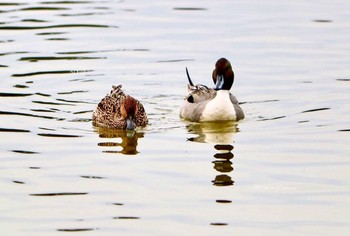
120,96,137,130
212,58,234,90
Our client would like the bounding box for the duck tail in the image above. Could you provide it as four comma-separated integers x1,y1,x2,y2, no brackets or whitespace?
186,67,194,86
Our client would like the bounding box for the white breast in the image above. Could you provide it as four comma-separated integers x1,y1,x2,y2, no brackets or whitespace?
200,90,237,121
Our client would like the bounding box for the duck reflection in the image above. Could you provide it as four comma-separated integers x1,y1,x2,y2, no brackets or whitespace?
94,127,144,155
186,122,238,186
212,144,234,186
186,121,238,143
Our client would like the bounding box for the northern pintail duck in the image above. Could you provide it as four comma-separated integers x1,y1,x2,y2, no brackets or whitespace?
92,85,148,129
180,58,244,122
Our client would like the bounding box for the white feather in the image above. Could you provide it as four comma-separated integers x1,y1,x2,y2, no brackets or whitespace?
200,90,237,121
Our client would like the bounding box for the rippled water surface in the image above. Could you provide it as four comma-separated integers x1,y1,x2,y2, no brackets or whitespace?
1,0,350,235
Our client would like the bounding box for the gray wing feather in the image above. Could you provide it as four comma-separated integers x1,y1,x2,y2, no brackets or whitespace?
229,93,244,120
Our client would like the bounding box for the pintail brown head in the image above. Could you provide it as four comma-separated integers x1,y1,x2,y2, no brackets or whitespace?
212,58,234,91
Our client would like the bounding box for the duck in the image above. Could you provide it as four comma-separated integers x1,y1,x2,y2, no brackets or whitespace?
92,85,148,130
179,58,244,122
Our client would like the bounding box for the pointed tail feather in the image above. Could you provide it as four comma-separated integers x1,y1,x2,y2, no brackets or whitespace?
186,67,194,86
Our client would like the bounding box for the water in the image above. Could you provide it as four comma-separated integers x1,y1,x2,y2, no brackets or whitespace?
1,0,350,235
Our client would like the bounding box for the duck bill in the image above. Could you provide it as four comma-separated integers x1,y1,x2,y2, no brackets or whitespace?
214,75,224,90
126,116,135,130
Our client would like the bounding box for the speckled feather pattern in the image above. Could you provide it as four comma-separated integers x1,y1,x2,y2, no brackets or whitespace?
92,85,148,129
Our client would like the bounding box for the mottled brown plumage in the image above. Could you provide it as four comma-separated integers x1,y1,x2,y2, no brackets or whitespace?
92,85,148,129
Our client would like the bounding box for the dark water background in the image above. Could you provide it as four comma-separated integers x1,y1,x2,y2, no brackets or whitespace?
1,1,349,235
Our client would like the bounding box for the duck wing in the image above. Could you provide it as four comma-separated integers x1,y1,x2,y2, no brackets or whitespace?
229,93,245,120
180,84,217,122
134,100,148,127
185,84,216,103
229,93,238,104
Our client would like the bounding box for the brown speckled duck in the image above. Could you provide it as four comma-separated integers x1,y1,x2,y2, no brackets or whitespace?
92,85,148,130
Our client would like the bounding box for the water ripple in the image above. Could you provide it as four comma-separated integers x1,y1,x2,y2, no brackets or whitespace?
113,216,140,220
30,109,55,113
0,128,30,133
12,70,93,77
81,175,105,179
13,84,29,88
58,12,112,17
32,100,73,106
313,19,333,23
0,3,27,6
0,51,33,56
173,7,207,11
0,110,59,120
301,108,330,113
0,92,32,97
18,56,106,61
258,116,286,121
0,24,117,30
37,133,82,138
210,223,228,226
56,48,149,54
30,192,88,196
156,59,195,63
21,19,48,23
57,228,97,232
11,150,39,154
36,32,66,35
73,110,93,115
57,90,88,95
110,203,124,206
0,40,14,43
19,7,69,11
41,1,93,4
56,98,94,104
216,200,232,203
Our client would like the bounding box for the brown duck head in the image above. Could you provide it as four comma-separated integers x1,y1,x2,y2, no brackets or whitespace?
212,58,234,90
121,96,137,130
